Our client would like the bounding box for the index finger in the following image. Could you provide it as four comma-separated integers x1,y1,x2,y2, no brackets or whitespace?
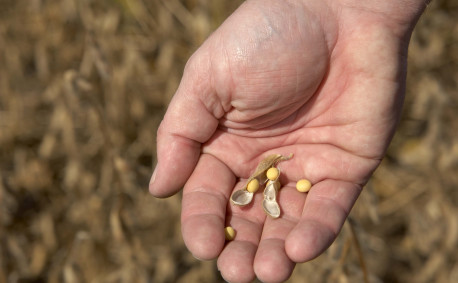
149,54,220,198
181,153,236,260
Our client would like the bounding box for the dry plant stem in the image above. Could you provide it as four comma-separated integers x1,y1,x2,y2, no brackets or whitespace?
337,236,352,266
347,218,369,283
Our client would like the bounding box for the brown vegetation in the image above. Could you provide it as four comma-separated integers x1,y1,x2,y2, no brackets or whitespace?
0,0,456,282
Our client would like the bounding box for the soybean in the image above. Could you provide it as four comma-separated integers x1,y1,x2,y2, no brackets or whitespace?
224,226,236,241
266,167,280,181
246,178,260,193
296,179,312,193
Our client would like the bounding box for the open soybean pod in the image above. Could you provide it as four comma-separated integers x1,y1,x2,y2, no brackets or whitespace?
250,154,290,184
230,188,254,206
262,179,282,218
230,154,292,206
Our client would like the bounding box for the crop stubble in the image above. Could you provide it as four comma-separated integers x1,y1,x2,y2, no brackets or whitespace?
0,0,457,282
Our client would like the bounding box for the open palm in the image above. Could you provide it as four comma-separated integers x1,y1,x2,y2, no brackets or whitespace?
150,0,424,282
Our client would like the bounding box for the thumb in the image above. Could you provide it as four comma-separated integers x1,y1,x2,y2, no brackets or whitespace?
149,58,222,198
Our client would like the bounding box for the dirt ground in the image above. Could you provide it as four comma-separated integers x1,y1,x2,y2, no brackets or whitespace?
0,0,457,282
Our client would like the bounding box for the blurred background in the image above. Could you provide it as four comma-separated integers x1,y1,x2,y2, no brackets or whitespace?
0,0,456,282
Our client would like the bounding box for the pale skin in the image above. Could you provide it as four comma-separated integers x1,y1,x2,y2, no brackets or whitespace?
149,0,428,282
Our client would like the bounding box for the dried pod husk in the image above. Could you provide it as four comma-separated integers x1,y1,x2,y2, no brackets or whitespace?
250,154,292,184
263,180,281,200
230,189,254,206
263,199,280,218
262,180,281,218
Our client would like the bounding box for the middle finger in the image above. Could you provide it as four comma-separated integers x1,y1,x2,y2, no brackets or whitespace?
254,185,306,282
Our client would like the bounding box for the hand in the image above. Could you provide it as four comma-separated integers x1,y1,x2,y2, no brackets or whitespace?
149,0,426,282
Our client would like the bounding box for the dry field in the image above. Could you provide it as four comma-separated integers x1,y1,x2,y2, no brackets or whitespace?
0,0,457,282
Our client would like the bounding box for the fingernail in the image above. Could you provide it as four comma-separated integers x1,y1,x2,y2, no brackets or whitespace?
192,253,204,261
150,165,158,185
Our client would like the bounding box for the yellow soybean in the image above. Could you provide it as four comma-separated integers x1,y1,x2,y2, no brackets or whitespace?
224,226,236,241
246,178,260,193
266,167,280,181
296,179,312,193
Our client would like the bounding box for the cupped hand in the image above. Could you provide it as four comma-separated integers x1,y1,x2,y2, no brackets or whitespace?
149,0,425,282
